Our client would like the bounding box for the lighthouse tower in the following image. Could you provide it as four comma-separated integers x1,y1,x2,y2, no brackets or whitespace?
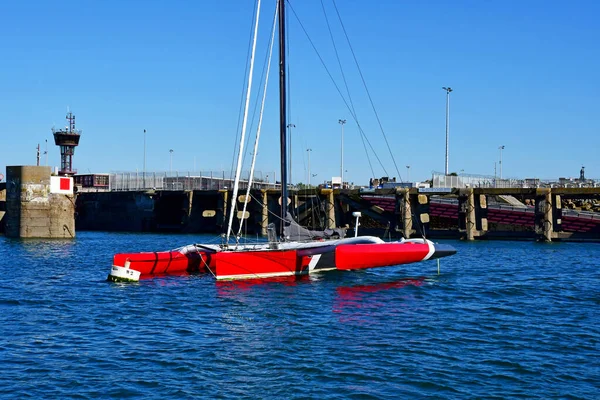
53,112,81,176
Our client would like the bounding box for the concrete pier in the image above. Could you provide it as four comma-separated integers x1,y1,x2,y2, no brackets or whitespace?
4,166,75,238
73,187,600,242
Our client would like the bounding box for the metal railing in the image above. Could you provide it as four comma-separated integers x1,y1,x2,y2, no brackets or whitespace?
432,172,599,189
109,171,280,191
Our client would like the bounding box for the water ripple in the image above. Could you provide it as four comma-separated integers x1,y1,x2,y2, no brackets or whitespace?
0,234,599,398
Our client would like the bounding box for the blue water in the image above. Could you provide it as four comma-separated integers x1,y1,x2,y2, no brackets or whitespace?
0,232,598,399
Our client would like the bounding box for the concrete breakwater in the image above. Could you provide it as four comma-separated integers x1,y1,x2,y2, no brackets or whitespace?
0,167,75,238
70,187,600,242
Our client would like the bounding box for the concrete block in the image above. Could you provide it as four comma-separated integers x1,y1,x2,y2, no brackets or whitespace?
7,166,51,185
5,166,75,238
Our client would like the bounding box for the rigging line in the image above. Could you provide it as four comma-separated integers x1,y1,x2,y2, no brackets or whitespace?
230,2,259,185
320,0,356,119
331,0,403,181
320,0,375,178
248,192,285,221
237,1,278,239
286,1,389,177
352,123,382,176
248,192,322,240
227,0,262,243
357,125,375,177
196,248,217,279
245,5,278,165
286,1,292,188
412,206,426,239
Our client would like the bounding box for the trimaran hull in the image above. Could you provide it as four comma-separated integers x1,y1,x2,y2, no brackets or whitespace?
109,238,456,282
108,0,457,283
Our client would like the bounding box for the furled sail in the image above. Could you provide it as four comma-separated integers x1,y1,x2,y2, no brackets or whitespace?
283,213,346,241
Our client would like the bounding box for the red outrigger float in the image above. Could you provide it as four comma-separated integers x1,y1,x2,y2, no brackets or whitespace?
108,0,456,283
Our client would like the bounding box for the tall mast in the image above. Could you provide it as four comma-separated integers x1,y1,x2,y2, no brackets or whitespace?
278,0,288,237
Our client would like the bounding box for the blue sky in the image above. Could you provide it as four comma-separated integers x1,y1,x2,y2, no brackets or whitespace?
1,0,599,185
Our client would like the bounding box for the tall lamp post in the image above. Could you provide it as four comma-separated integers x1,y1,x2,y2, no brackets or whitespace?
169,149,174,175
406,165,410,182
338,119,346,187
307,148,312,187
499,145,505,179
442,87,453,175
143,129,147,189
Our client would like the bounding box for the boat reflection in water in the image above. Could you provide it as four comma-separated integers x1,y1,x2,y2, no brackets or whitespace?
214,274,430,321
215,274,311,296
333,277,429,324
335,277,426,298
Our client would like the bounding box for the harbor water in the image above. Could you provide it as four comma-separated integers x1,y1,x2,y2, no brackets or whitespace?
0,232,598,398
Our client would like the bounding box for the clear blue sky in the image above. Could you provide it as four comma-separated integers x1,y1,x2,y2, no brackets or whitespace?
1,0,599,184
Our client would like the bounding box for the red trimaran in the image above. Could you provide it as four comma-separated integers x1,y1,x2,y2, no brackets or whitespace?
108,0,456,282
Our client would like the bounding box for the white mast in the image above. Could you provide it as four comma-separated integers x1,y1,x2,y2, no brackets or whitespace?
226,0,262,243
237,2,278,239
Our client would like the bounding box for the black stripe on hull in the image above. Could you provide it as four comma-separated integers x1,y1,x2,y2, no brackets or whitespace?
297,245,337,271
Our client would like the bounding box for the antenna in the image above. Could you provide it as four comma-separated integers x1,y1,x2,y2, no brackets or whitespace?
44,139,48,166
53,111,82,175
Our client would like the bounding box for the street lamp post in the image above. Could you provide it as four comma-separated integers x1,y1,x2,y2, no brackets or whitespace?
406,165,410,182
307,148,312,187
169,149,174,175
338,119,346,188
499,145,505,179
494,162,497,188
442,87,453,175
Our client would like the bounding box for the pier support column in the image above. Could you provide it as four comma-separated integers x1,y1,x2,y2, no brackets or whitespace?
459,188,476,241
261,190,268,236
476,193,489,236
396,188,413,239
554,194,562,234
535,188,553,242
324,189,335,230
415,193,430,236
185,191,193,222
220,189,228,231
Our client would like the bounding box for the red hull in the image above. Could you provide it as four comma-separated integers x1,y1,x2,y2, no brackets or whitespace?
111,239,454,281
112,249,211,276
335,242,430,270
215,250,302,280
212,241,435,280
